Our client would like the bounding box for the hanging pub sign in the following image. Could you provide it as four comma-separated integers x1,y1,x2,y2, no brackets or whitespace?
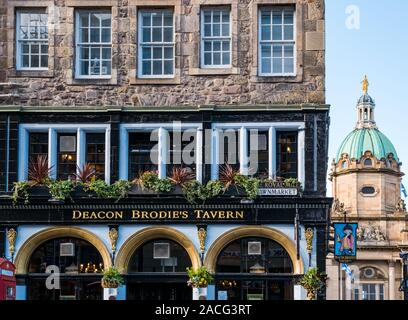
333,223,358,261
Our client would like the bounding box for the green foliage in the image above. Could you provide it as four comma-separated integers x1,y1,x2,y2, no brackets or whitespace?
186,266,214,288
283,177,301,188
234,175,260,200
86,179,131,201
47,180,75,201
299,267,327,299
182,180,224,204
101,267,124,288
12,181,31,204
137,171,172,193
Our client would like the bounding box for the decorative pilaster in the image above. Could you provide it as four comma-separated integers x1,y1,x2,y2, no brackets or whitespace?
197,225,207,263
305,227,314,267
7,228,17,261
389,261,396,300
108,226,118,263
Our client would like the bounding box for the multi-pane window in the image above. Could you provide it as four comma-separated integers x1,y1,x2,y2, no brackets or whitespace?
29,132,48,162
219,130,240,172
76,11,112,78
138,10,174,77
259,7,295,76
201,8,231,68
276,131,298,179
57,134,77,180
86,133,105,180
129,131,159,179
16,10,48,70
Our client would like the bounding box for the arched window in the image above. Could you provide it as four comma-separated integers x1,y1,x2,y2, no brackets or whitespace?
364,158,372,167
341,161,348,169
28,237,103,273
216,237,293,274
361,186,376,195
128,239,191,273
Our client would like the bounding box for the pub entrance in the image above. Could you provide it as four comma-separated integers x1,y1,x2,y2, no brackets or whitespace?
125,238,192,300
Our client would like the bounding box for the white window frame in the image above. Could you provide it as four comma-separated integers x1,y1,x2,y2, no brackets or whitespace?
119,123,203,182
16,9,49,71
258,6,296,77
137,9,175,79
200,7,231,69
211,122,305,186
75,10,112,79
18,124,111,184
356,282,385,300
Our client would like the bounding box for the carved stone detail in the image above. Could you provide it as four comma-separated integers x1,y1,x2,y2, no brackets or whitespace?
197,227,207,255
305,228,314,254
7,228,17,258
357,225,387,242
108,227,118,254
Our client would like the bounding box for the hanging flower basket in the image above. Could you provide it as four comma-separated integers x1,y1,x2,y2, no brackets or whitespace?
101,267,124,289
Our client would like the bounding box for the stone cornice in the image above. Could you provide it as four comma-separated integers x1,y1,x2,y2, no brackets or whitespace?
0,104,331,113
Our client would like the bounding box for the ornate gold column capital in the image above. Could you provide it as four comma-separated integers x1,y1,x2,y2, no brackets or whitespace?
197,227,207,255
108,227,118,254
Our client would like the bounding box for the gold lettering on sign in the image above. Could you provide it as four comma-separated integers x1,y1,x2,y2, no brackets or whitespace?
72,210,123,220
194,210,244,219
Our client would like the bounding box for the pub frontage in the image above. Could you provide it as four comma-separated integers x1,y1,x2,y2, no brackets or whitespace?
0,0,331,300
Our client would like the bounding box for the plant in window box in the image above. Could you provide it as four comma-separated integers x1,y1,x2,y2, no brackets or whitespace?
101,267,124,289
12,181,32,204
299,267,327,300
219,164,260,200
182,180,224,204
186,266,214,300
72,163,97,198
85,179,132,202
47,179,75,204
132,170,172,194
168,167,195,194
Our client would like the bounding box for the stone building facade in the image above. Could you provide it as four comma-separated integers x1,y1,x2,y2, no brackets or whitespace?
0,0,331,301
326,80,407,300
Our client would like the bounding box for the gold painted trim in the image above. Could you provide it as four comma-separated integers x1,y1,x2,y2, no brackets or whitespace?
115,226,201,273
14,227,112,274
204,226,304,274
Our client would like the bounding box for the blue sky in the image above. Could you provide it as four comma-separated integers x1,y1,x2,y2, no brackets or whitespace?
326,0,408,195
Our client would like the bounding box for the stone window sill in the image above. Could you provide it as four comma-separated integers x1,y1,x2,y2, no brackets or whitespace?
189,67,240,76
9,70,54,78
66,78,118,86
129,76,181,85
250,74,303,83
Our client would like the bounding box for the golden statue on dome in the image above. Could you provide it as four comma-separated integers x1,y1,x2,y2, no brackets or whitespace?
362,75,369,94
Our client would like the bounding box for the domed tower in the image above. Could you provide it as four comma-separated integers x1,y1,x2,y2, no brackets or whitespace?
326,77,407,300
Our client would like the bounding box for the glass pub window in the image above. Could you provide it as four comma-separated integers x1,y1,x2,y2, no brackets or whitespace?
166,131,196,176
259,7,295,76
29,132,49,161
138,10,174,77
76,11,112,78
57,134,77,180
248,130,269,178
16,10,48,70
86,133,105,180
129,131,159,179
276,131,298,179
201,8,231,68
219,130,240,172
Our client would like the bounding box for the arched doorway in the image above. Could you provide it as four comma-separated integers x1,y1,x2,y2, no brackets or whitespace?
27,237,104,300
204,226,303,301
115,227,201,301
14,227,111,300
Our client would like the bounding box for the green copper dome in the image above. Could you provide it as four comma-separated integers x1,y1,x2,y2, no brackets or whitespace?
336,128,399,162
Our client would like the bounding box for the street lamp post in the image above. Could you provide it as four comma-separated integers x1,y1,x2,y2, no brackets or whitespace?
400,252,408,300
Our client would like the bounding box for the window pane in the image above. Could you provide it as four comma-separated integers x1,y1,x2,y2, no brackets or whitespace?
272,45,282,58
261,58,271,74
284,11,294,24
204,12,211,23
284,58,294,73
152,14,162,27
101,60,111,75
80,28,89,42
80,13,89,27
261,13,270,25
213,52,221,65
222,52,230,65
142,15,151,27
153,47,162,59
101,14,111,27
261,45,271,58
273,58,282,73
40,55,48,68
86,133,105,180
80,46,89,59
261,26,271,40
163,60,173,75
222,12,230,23
273,11,282,24
164,14,173,26
142,47,151,59
142,61,151,75
276,131,298,178
57,134,77,180
163,27,172,42
22,54,29,67
29,132,48,160
213,41,221,51
213,23,220,36
284,25,293,40
90,47,100,59
272,25,282,40
90,28,100,42
29,26,39,39
164,47,172,59
153,60,162,74
20,27,28,39
213,12,220,23
39,26,48,39
204,24,211,37
129,131,158,176
204,52,211,65
284,45,294,57
80,60,89,75
152,27,162,42
142,28,150,42
222,41,230,51
102,47,111,59
31,55,39,67
101,28,111,42
31,44,39,54
90,13,100,27
22,44,29,54
222,23,229,36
